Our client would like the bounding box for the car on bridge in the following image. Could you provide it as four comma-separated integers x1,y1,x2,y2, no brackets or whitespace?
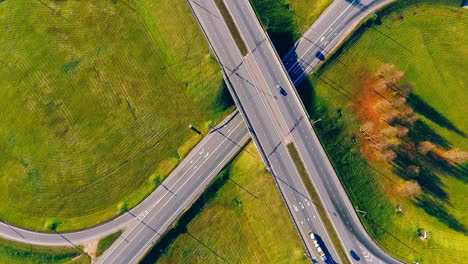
277,85,287,96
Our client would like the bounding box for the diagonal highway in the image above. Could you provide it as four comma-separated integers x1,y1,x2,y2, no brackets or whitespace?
0,111,249,250
188,0,350,263
0,0,404,263
95,111,249,264
188,0,403,263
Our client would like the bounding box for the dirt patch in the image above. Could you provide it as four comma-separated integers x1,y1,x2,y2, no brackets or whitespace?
82,238,99,263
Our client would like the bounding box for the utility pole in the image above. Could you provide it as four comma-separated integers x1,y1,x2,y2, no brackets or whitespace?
189,124,202,135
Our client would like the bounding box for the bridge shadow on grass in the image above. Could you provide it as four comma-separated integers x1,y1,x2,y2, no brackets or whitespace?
414,195,467,234
407,94,466,138
269,31,296,58
140,166,233,264
214,81,235,111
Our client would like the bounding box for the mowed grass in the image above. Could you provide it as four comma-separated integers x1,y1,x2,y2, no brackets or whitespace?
148,143,309,264
0,0,232,231
251,0,333,56
307,2,467,263
0,238,90,264
286,0,334,33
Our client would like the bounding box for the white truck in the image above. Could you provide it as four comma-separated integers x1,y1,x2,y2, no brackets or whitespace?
309,232,328,262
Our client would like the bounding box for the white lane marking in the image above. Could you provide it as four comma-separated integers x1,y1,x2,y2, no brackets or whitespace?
287,0,358,71
289,0,362,81
137,210,148,220
100,118,246,263
121,129,251,264
359,245,374,262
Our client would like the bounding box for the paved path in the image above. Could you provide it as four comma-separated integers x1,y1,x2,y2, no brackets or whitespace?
186,0,402,264
1,1,404,264
0,111,248,248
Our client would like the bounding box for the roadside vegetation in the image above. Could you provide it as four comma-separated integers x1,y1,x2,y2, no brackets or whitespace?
141,143,309,264
305,1,467,263
0,238,90,264
250,0,333,56
251,0,466,263
0,0,232,231
96,230,122,257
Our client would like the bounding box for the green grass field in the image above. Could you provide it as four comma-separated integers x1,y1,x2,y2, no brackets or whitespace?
0,0,232,231
286,0,334,33
306,1,467,263
0,238,90,264
251,0,333,56
143,143,309,264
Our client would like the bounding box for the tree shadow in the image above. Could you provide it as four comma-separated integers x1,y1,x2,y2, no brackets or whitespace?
426,151,468,183
407,93,466,137
414,195,467,234
391,115,468,202
406,120,450,149
392,149,449,202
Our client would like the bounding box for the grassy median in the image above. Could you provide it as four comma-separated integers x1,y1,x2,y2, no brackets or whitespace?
96,230,122,257
214,0,249,56
142,143,309,264
287,143,351,264
0,0,233,231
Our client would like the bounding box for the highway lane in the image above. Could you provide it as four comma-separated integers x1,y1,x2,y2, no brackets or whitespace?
0,112,248,249
0,0,393,248
188,0,344,263
0,1,401,263
284,0,394,84
223,0,403,263
96,111,249,264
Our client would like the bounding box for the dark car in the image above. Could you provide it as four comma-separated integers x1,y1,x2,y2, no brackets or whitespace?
277,85,287,96
315,51,326,61
350,250,361,261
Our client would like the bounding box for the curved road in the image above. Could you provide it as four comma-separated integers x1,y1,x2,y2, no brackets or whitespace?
0,1,402,264
0,111,248,246
207,1,402,264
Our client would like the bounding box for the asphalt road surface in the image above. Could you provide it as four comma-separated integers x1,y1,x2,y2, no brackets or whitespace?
0,1,403,263
284,0,394,84
96,111,249,264
189,0,403,264
0,112,248,249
